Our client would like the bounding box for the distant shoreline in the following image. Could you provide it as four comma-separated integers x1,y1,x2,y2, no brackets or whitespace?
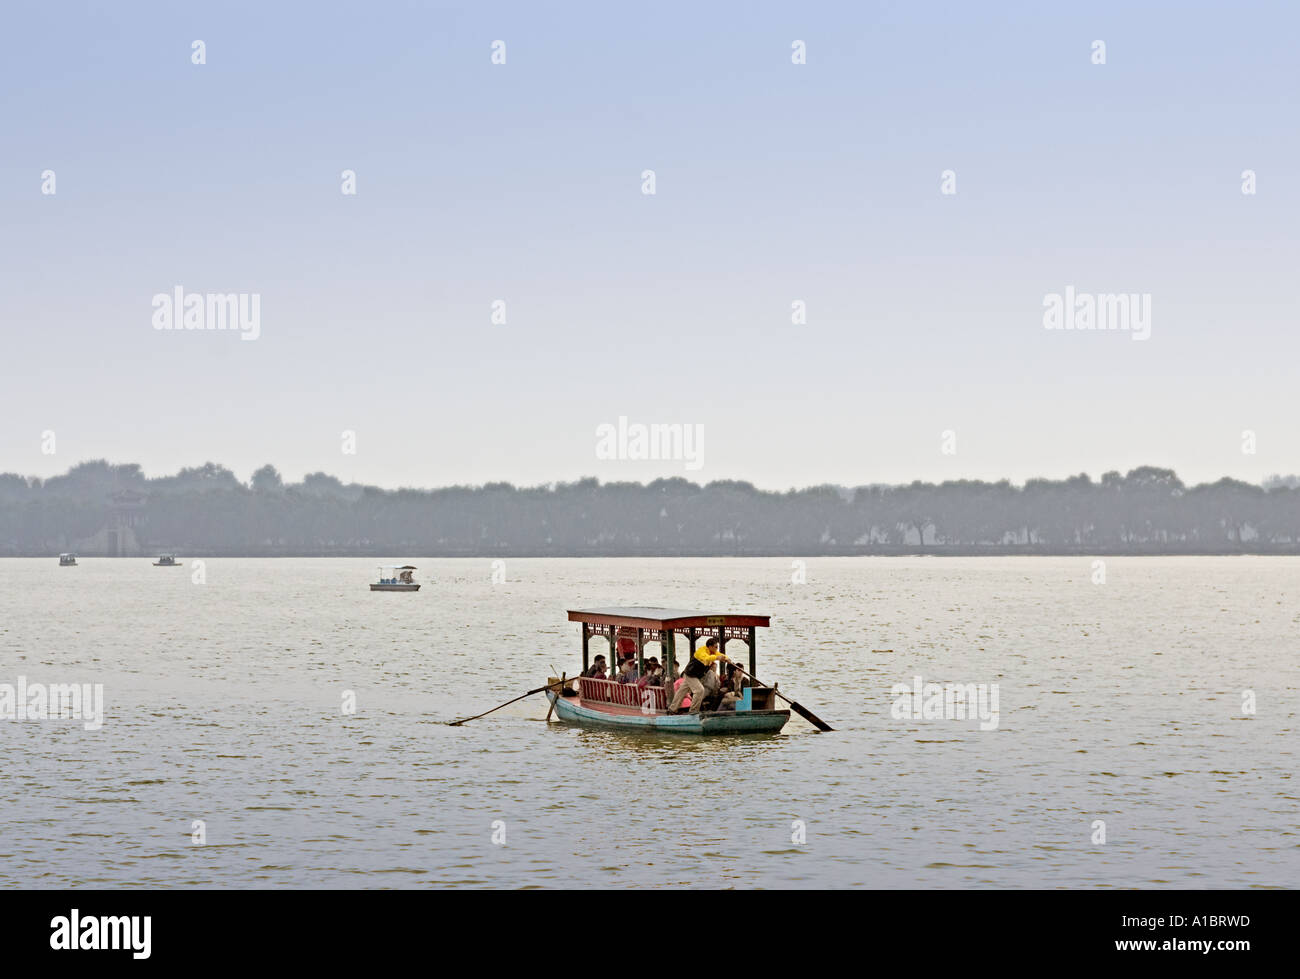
11,546,1300,558
8,461,1298,559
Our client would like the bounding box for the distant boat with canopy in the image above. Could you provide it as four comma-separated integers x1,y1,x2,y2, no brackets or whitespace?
58,553,78,567
370,565,420,591
153,554,181,566
545,607,791,735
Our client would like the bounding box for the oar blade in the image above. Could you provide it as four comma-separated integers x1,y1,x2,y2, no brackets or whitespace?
730,663,833,732
790,700,833,732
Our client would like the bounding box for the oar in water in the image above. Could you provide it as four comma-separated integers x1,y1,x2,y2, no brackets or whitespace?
729,663,833,732
447,676,571,727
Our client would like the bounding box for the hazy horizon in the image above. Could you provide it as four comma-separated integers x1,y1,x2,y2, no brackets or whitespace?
8,456,1300,493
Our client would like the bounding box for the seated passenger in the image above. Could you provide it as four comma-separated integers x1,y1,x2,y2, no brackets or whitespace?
637,663,665,689
582,655,608,679
724,664,745,692
699,664,724,712
617,658,640,684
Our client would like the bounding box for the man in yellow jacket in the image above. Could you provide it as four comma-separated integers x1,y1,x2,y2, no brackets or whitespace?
667,637,729,714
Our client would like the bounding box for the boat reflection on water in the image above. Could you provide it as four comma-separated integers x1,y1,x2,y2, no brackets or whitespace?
555,725,790,756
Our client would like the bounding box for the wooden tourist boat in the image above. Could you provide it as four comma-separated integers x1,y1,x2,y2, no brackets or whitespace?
153,553,181,566
58,553,78,566
370,565,420,591
545,607,790,735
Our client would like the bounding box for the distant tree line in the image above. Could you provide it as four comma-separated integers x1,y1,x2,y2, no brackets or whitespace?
2,460,1299,556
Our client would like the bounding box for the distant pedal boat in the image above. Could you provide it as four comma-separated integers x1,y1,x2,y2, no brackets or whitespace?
153,554,181,566
370,565,420,591
58,553,78,567
547,607,790,735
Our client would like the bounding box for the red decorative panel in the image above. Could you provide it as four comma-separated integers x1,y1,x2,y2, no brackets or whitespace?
579,677,667,711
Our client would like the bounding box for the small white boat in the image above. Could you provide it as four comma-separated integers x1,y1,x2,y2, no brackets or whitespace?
58,553,78,567
153,554,181,567
370,565,420,592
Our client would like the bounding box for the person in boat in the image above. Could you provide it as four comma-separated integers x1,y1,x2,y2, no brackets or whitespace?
715,665,743,711
582,655,608,679
667,637,729,714
637,661,665,689
722,662,744,691
671,674,691,710
616,658,640,684
699,663,724,711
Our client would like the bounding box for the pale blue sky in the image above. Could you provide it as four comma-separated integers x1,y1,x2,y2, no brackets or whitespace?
2,1,1296,489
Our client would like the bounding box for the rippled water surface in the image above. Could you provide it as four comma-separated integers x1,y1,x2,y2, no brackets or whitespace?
1,556,1296,888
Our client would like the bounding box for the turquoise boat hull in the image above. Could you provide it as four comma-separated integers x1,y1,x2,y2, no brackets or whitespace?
546,690,789,735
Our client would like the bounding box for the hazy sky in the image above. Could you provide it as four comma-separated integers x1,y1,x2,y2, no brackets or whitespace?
3,1,1296,490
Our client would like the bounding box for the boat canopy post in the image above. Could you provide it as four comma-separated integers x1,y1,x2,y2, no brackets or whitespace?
581,624,589,673
607,630,616,670
663,630,675,681
748,626,757,676
635,628,644,677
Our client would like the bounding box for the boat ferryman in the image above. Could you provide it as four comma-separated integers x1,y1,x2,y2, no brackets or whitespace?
667,637,729,714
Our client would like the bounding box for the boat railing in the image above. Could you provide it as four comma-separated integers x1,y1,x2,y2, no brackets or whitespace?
579,676,667,712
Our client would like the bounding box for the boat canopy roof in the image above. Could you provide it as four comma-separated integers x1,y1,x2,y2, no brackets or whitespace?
568,607,770,630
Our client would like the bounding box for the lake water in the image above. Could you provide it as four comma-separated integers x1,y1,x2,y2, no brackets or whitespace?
1,556,1296,888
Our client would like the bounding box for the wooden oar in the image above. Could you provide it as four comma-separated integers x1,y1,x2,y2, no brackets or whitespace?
729,663,833,732
447,676,572,726
545,672,565,722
